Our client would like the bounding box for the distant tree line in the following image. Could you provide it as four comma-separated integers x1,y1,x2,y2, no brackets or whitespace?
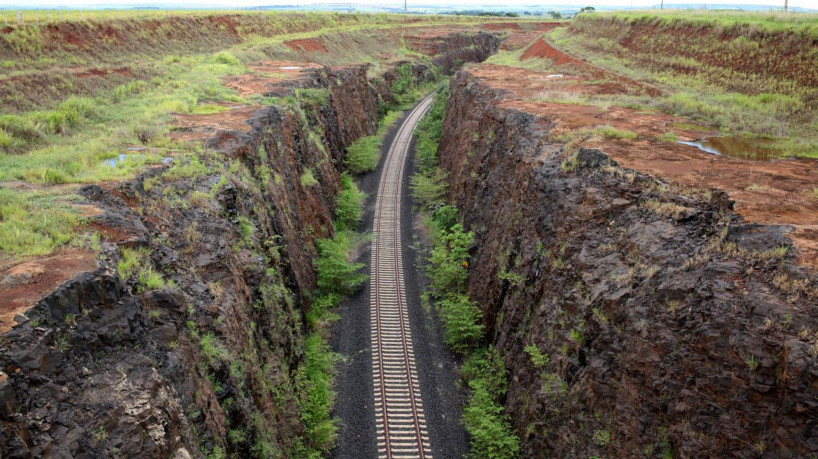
445,10,522,17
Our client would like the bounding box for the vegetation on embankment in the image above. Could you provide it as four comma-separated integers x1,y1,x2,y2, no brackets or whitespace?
0,13,497,266
541,12,818,157
412,84,521,458
586,9,818,35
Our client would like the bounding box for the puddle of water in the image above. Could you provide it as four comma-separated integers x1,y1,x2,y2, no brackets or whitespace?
546,74,565,78
279,66,302,70
100,153,173,168
679,136,783,161
102,153,130,168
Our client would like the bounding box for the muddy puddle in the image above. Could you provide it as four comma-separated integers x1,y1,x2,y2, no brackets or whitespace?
679,136,783,161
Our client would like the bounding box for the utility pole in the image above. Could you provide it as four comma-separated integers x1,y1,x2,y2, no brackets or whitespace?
784,0,788,12
405,0,407,12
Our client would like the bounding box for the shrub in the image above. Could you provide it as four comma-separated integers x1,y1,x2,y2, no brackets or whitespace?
427,223,474,295
344,134,379,174
410,167,448,209
212,51,242,66
335,173,365,231
315,231,367,295
437,293,483,353
461,347,521,458
297,333,339,456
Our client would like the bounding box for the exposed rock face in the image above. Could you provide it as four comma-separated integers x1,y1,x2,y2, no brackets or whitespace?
0,33,499,458
438,69,818,458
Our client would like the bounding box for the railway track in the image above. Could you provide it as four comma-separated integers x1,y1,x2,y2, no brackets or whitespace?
371,94,434,459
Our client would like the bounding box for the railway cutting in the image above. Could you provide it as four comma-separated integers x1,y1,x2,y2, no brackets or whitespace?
370,95,434,459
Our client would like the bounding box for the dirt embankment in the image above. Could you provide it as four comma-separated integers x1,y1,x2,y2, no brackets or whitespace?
438,68,818,458
0,31,500,458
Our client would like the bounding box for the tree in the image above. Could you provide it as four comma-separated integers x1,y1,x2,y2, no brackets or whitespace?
579,6,596,13
547,10,563,19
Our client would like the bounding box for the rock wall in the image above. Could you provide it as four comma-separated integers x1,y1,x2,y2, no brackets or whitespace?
0,33,499,458
437,68,818,458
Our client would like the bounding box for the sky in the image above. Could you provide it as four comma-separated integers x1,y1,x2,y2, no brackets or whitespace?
0,0,811,8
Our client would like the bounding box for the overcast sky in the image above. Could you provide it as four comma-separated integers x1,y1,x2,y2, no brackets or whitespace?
0,0,810,8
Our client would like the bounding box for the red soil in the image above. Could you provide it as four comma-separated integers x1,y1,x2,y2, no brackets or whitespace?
0,250,98,333
521,38,577,65
170,105,260,143
285,38,328,53
223,60,322,98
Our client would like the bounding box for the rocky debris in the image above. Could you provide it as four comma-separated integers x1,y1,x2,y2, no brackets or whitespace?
1,34,500,458
438,69,818,458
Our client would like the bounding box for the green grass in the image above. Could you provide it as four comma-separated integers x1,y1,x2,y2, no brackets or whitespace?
117,247,167,292
295,87,331,106
0,187,81,259
591,10,818,35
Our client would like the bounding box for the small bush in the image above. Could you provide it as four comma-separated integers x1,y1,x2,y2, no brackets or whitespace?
410,167,449,209
315,231,367,295
211,51,242,66
297,333,339,456
427,223,474,295
200,333,230,367
461,347,521,458
344,134,379,174
335,173,365,231
524,344,550,368
437,293,484,353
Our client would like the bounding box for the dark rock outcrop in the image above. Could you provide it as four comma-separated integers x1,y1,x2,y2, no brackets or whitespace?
437,68,818,458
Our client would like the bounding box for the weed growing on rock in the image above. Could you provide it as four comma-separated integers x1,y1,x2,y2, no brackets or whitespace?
117,247,167,292
524,345,550,368
300,169,318,187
